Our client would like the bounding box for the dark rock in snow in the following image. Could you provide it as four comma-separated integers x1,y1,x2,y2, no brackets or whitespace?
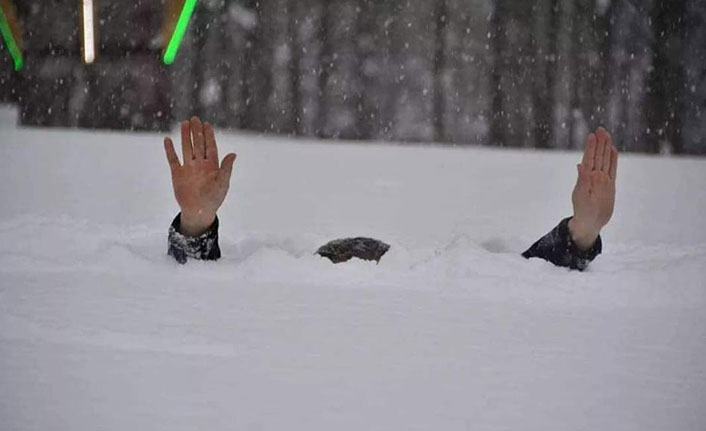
316,237,391,264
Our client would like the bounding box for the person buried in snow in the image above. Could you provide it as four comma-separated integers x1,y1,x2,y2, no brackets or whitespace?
163,117,618,271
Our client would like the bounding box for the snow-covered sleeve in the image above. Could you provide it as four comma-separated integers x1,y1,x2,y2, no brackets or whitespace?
522,217,602,271
167,213,221,264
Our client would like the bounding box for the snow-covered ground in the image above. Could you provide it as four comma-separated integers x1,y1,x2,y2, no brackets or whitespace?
1,106,705,430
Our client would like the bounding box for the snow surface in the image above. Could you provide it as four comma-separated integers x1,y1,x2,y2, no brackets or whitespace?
1,106,705,430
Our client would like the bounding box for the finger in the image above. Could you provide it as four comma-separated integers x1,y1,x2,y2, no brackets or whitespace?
218,153,237,187
609,146,619,182
191,116,206,159
180,120,193,162
589,170,602,194
594,127,606,171
582,133,597,170
204,122,218,162
164,138,181,170
602,131,612,173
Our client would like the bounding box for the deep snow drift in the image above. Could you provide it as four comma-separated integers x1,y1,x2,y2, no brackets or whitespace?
1,107,705,430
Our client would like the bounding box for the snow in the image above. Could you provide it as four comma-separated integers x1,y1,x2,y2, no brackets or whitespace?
1,106,705,430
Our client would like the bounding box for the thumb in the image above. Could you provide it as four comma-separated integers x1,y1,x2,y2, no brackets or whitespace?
576,164,590,188
219,153,237,187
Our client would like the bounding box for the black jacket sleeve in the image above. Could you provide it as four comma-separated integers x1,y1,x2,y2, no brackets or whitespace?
522,217,602,271
167,213,221,264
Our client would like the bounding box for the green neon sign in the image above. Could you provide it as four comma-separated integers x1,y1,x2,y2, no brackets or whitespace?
163,0,197,65
0,6,22,71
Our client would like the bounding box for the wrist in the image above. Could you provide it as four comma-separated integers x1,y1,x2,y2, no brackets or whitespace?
568,217,600,251
179,210,216,237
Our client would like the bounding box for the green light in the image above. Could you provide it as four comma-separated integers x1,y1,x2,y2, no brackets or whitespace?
0,6,22,71
163,0,197,65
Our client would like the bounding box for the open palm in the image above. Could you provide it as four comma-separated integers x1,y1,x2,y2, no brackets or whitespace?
164,117,237,236
570,127,618,249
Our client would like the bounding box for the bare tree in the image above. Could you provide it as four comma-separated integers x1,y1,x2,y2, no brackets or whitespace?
288,0,301,135
433,0,448,142
531,0,558,148
646,0,685,154
489,0,507,146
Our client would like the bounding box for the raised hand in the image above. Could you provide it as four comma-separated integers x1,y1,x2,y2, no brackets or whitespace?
164,117,237,237
569,127,618,251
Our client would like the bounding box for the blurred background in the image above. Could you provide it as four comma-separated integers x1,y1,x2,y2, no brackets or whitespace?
1,0,704,154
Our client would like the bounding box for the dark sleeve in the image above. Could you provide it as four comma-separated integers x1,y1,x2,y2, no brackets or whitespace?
522,217,602,271
167,213,221,264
